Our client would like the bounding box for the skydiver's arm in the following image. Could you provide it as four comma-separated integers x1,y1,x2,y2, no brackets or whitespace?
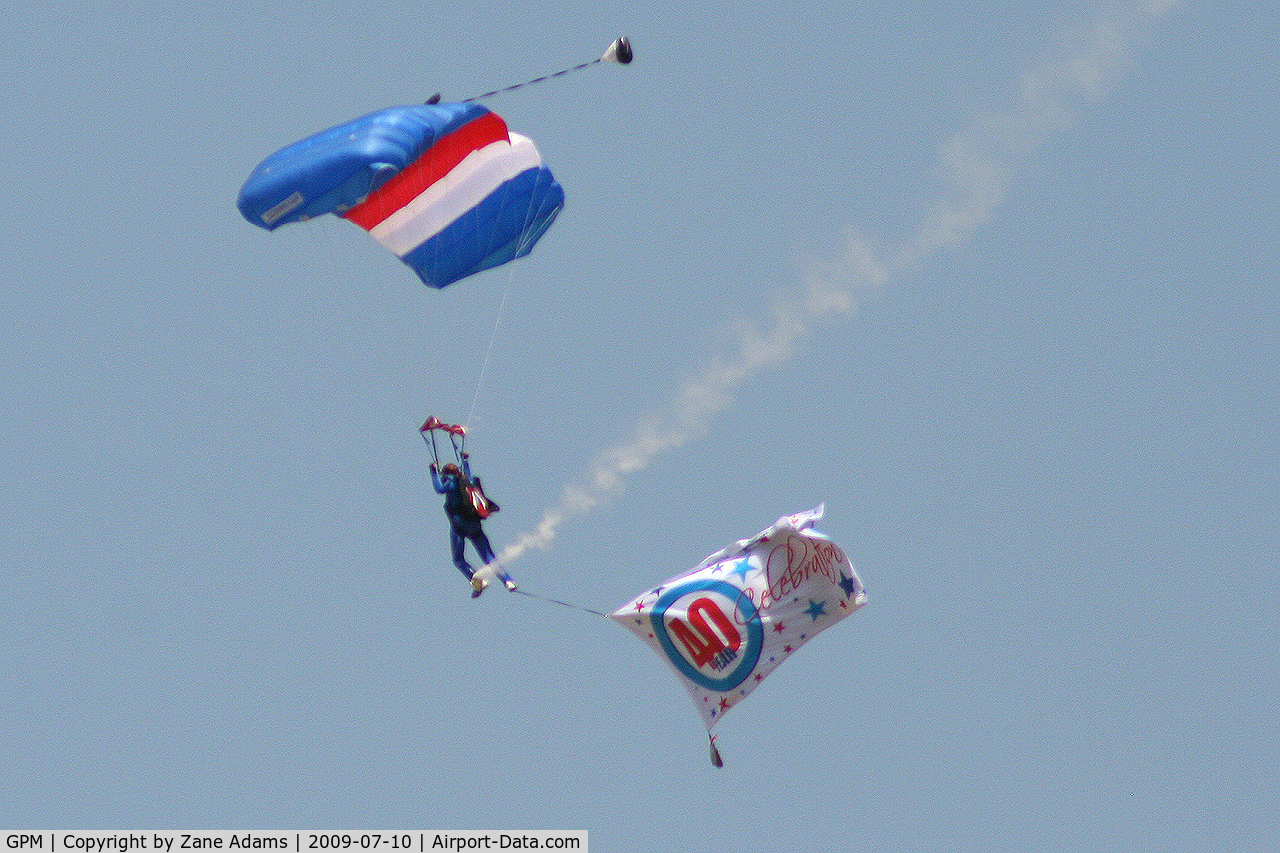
431,468,447,494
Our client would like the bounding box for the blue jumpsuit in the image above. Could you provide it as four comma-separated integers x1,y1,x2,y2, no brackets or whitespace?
431,459,496,579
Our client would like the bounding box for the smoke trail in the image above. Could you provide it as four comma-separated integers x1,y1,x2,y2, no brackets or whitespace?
500,0,1177,564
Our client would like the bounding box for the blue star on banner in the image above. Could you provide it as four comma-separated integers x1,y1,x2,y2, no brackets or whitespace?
804,599,828,621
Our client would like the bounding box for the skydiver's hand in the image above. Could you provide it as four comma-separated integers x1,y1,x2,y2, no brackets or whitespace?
462,452,470,460
430,463,438,473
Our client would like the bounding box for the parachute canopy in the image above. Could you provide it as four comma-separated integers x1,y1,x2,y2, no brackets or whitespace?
610,505,867,764
237,101,564,289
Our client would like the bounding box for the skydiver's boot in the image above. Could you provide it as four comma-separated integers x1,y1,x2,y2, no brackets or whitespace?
470,565,493,597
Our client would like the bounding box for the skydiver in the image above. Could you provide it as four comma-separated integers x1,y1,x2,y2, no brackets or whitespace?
430,453,512,597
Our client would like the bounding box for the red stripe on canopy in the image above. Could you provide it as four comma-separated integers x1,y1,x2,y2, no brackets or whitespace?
343,110,510,231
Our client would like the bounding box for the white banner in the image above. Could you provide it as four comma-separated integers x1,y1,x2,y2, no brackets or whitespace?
611,505,868,731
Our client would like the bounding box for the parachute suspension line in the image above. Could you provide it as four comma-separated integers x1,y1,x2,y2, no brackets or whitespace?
286,218,348,300
462,148,548,430
463,256,516,431
461,37,633,102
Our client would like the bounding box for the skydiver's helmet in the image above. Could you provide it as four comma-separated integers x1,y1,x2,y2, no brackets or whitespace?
442,463,460,476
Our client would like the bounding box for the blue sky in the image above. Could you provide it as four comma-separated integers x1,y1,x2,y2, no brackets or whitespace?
2,1,1277,849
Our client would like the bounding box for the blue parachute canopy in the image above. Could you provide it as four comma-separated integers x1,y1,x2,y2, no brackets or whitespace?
237,102,564,288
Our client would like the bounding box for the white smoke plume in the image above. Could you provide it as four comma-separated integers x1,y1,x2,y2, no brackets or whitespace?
500,0,1177,564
